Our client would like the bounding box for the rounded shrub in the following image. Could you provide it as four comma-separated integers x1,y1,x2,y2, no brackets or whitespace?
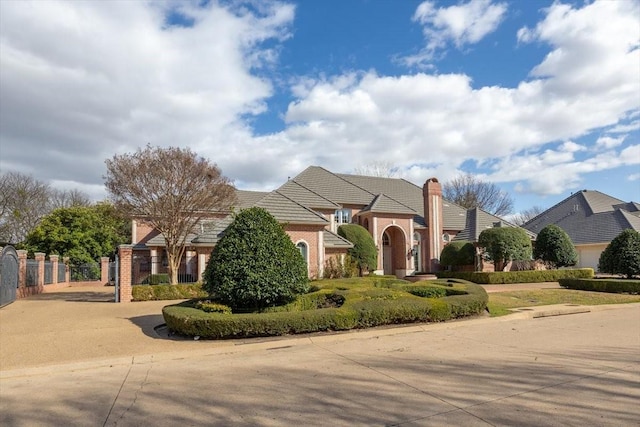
598,229,640,278
440,241,476,270
202,207,309,309
533,224,578,268
337,224,378,276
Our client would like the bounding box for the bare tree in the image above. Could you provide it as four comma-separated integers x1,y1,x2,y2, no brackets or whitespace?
50,188,92,209
104,145,237,284
511,206,545,226
0,172,52,244
353,161,397,178
443,173,514,217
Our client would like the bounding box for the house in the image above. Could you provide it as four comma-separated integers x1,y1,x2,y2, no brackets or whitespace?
523,190,640,270
131,166,530,282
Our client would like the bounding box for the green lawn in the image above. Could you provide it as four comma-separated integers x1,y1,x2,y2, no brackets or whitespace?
488,289,640,317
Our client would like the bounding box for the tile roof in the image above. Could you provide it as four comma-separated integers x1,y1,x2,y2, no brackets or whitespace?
453,208,535,241
291,166,375,205
235,190,268,208
523,190,639,244
256,191,329,225
276,179,340,210
360,194,416,215
323,230,354,248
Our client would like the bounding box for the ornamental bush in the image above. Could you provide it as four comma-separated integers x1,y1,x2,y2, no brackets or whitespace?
439,241,475,270
478,227,532,271
202,207,309,309
598,229,640,278
533,225,578,268
338,224,378,276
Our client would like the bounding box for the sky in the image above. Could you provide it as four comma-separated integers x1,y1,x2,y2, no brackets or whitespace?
1,0,638,216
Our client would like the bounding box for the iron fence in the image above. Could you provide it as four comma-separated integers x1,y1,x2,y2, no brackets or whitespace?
58,262,66,282
44,261,53,284
26,259,39,286
70,262,101,281
132,254,195,285
108,261,117,284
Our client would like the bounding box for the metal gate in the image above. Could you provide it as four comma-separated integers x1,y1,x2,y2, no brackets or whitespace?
0,246,19,307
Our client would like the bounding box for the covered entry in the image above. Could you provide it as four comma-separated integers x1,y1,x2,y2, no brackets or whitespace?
381,226,408,277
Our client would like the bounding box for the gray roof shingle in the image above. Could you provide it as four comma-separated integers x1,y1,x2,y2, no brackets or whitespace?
523,190,639,244
360,194,416,215
323,230,354,248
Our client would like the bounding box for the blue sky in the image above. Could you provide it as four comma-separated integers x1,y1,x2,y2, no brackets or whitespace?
0,0,638,216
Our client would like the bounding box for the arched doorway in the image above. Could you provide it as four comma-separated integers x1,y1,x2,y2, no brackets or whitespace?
381,226,407,277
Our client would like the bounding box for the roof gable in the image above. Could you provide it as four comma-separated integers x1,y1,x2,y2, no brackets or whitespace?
523,190,639,244
360,194,416,215
292,166,374,205
276,179,340,210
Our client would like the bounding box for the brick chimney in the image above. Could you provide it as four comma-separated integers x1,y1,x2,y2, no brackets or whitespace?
423,178,443,272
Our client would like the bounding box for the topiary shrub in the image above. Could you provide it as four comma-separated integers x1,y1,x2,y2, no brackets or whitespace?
440,241,476,270
202,207,309,309
533,225,578,269
598,229,640,278
478,227,533,271
338,224,378,276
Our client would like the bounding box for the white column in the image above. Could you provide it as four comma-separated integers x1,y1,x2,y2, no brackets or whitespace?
185,251,194,275
317,231,324,278
150,249,158,274
198,253,206,281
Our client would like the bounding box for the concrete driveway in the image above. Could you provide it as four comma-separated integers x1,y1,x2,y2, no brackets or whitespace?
1,286,638,426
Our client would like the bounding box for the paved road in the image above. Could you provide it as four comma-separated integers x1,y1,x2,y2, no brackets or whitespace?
1,294,638,426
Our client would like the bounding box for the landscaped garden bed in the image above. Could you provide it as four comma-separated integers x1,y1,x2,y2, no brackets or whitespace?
162,276,488,339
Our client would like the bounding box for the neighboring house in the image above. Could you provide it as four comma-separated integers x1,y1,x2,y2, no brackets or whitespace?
523,190,640,271
131,166,530,282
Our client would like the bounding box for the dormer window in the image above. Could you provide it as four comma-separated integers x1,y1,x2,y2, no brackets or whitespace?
335,209,351,225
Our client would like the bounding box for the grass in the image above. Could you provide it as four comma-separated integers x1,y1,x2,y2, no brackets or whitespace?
487,289,640,317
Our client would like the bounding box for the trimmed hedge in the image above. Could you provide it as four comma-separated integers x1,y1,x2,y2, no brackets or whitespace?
559,278,640,294
162,279,488,339
436,268,594,284
132,283,207,301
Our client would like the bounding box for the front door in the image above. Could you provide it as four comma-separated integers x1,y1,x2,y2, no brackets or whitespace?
383,246,392,275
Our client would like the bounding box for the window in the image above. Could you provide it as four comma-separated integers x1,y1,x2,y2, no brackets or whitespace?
382,232,390,246
334,209,351,225
296,242,308,263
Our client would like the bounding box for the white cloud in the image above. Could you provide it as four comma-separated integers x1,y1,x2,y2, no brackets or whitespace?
596,136,625,149
405,0,507,65
629,173,640,182
0,0,638,201
0,0,295,195
277,0,639,195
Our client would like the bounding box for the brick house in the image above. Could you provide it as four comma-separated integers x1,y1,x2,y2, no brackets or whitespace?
523,190,640,270
131,166,528,281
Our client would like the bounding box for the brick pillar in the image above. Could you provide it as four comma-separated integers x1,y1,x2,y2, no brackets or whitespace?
63,257,70,284
118,245,133,303
423,178,443,272
50,254,59,284
35,252,45,289
100,257,110,285
17,250,27,290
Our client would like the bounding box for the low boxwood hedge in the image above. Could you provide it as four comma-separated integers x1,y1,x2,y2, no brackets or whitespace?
436,268,594,284
559,278,640,294
162,278,488,339
132,283,207,301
